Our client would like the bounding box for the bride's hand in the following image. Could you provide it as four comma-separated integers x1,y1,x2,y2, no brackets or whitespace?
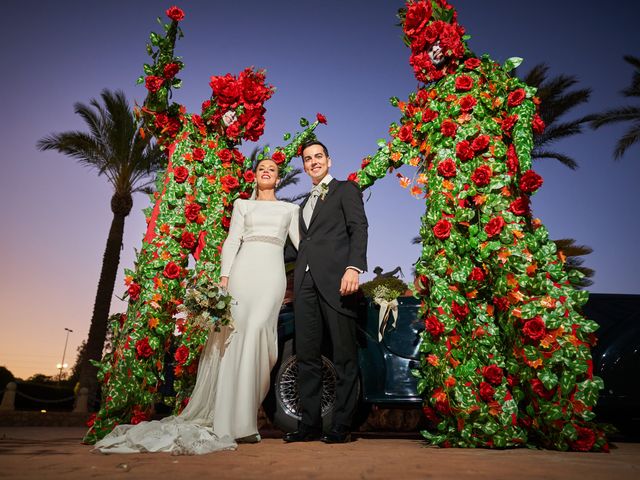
219,276,229,290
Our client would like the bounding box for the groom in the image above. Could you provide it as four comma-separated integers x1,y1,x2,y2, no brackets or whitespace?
284,140,368,444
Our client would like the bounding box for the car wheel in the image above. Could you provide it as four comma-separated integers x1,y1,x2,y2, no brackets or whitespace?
269,340,338,433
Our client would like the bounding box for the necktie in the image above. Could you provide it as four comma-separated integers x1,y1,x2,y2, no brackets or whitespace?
303,185,321,226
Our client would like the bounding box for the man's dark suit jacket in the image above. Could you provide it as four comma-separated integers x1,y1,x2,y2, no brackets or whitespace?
294,178,368,317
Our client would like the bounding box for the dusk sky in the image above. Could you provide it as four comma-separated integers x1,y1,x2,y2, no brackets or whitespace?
2,0,639,379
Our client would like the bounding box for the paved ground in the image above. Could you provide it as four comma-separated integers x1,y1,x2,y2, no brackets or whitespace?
0,427,638,480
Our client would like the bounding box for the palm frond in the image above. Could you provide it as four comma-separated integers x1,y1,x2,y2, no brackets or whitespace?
531,150,578,170
613,122,640,160
589,106,640,128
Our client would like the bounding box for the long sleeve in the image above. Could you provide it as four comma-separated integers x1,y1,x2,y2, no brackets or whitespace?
342,182,368,272
288,205,300,250
220,200,245,277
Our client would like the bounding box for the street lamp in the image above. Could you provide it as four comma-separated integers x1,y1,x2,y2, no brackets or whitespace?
58,328,73,383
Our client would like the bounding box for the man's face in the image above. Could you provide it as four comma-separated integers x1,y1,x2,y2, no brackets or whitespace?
302,144,331,184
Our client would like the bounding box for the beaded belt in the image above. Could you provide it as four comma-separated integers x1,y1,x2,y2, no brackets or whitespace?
243,235,284,247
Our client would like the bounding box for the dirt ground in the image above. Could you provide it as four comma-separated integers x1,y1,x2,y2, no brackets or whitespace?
0,427,638,480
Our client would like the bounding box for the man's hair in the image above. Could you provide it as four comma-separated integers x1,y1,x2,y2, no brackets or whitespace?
301,140,329,158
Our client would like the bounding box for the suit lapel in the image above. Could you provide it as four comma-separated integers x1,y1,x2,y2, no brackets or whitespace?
300,194,310,233
308,178,336,228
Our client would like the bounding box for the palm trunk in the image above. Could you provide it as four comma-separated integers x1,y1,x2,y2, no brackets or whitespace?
78,193,131,406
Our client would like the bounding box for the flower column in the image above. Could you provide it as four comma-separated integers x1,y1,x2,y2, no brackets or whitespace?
353,0,606,451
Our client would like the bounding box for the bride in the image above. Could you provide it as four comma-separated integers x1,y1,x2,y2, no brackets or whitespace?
95,158,300,454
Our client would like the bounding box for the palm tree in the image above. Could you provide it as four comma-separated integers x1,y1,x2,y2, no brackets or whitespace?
522,63,592,170
588,55,640,160
37,89,165,402
552,239,594,288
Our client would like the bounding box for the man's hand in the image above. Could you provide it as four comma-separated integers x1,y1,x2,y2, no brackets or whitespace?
219,276,229,290
340,268,360,296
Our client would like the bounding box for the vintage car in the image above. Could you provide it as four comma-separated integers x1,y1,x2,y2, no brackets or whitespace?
263,293,640,435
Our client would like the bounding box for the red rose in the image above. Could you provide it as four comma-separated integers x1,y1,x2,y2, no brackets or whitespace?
485,216,505,237
440,119,458,137
226,122,241,139
128,282,141,301
471,135,490,153
464,58,481,70
433,219,452,240
432,388,451,415
519,169,544,193
145,75,164,93
493,296,510,312
271,151,286,164
86,412,97,428
221,215,231,229
404,1,432,39
316,113,327,124
347,172,359,183
240,107,267,141
506,144,519,174
163,62,180,79
233,150,245,165
522,316,546,341
452,301,470,320
455,140,474,161
173,166,189,183
482,365,503,385
530,378,554,400
174,345,190,365
192,148,205,162
507,88,526,108
493,297,509,312
398,124,413,143
243,170,255,182
455,75,474,92
424,315,445,337
221,175,240,192
135,337,153,359
184,203,201,222
479,382,495,402
501,114,519,134
191,114,205,131
471,165,492,186
209,73,241,107
422,108,438,123
570,426,597,452
239,68,272,107
532,113,545,135
437,158,457,178
217,148,233,165
201,100,211,112
469,267,485,282
509,197,530,216
459,95,477,113
130,406,150,425
180,231,196,250
163,261,181,279
166,6,185,22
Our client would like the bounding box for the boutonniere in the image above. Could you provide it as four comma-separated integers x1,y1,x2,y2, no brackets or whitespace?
319,183,329,201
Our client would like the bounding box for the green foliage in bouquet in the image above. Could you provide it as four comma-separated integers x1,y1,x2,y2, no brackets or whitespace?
351,0,607,452
360,277,409,301
179,281,234,331
84,6,323,443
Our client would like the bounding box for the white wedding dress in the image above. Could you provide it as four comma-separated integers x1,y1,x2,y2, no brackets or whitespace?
94,199,300,454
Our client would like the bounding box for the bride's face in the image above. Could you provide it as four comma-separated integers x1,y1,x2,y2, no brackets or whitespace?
255,159,279,190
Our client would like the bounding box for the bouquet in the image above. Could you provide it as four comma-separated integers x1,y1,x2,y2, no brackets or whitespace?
179,279,234,331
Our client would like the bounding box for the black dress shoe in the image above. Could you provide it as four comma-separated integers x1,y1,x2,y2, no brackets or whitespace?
283,427,322,443
321,430,352,444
